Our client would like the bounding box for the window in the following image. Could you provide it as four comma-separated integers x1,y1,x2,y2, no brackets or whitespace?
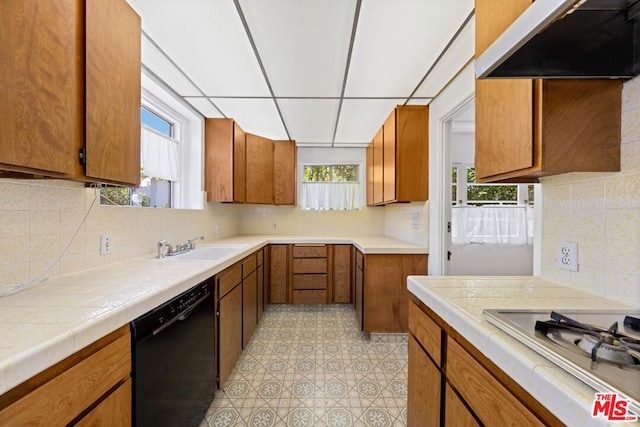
300,164,360,210
100,105,178,208
100,72,204,210
451,165,535,245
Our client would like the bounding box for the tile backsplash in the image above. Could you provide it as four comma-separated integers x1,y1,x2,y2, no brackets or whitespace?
0,180,240,293
541,76,640,307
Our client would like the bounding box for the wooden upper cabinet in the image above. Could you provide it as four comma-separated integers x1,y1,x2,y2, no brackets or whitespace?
367,105,428,206
274,140,296,205
0,0,81,177
85,0,141,186
372,127,384,205
0,0,141,186
475,0,621,183
366,144,374,206
205,118,246,202
383,111,396,203
246,133,274,204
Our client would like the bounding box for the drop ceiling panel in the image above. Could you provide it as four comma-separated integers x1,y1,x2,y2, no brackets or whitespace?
334,99,405,144
278,99,340,144
411,18,475,99
345,0,474,97
127,0,270,97
238,0,356,97
185,97,225,119
141,37,200,96
212,98,288,140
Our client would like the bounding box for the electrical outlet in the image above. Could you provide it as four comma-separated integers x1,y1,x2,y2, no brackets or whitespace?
558,242,578,271
272,222,277,230
412,212,420,230
100,234,113,255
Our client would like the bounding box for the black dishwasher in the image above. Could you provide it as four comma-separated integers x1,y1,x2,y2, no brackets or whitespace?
131,278,216,427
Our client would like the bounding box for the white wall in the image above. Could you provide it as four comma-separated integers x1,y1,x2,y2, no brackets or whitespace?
384,202,428,246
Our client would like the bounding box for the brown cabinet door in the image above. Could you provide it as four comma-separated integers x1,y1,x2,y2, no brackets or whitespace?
76,379,132,427
243,270,257,348
274,140,296,205
85,0,141,185
0,0,80,177
366,144,374,206
354,263,364,331
205,119,245,202
408,336,441,427
218,284,242,388
445,384,480,427
395,105,429,202
363,254,427,333
269,245,288,303
333,245,352,303
372,127,384,205
233,122,246,202
383,110,396,203
257,261,264,322
246,133,274,204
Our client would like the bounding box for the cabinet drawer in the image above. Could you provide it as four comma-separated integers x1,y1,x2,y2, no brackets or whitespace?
0,329,130,426
293,290,327,304
446,338,543,427
293,274,327,290
256,248,263,266
293,245,327,258
356,250,364,268
218,263,242,298
408,301,441,366
293,258,327,274
242,254,257,278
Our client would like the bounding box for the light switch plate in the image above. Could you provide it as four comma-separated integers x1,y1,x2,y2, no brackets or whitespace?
558,242,578,271
100,234,113,255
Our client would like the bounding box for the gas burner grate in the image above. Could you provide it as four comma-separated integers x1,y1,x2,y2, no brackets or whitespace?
535,311,640,365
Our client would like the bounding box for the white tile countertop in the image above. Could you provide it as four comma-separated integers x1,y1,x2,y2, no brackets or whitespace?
407,276,640,427
0,235,426,396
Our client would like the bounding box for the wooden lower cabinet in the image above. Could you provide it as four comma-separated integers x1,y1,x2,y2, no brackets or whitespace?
257,252,265,322
218,283,243,388
354,251,364,330
243,270,257,348
408,298,562,427
0,327,131,426
269,244,289,304
408,336,441,426
361,254,427,333
333,245,352,303
76,378,132,426
444,384,479,427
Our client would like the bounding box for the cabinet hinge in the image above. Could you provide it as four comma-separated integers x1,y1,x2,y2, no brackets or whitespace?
447,221,451,233
78,148,87,165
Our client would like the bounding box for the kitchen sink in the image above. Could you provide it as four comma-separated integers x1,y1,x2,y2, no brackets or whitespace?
163,245,248,261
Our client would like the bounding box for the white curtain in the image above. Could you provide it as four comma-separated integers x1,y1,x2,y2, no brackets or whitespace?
140,127,181,181
301,182,360,210
451,206,534,245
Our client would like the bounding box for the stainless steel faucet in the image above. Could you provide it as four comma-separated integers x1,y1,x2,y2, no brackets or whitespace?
185,235,204,250
157,240,170,259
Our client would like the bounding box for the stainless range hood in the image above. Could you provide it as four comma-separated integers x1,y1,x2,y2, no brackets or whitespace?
475,0,640,79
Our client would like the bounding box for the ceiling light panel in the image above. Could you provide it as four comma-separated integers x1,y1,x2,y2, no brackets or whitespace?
278,99,340,144
127,0,270,97
141,37,200,96
411,18,475,100
238,0,356,97
212,98,287,140
184,97,225,119
345,0,474,97
334,99,405,144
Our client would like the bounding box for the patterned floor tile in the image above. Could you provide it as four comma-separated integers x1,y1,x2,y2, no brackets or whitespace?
200,305,407,427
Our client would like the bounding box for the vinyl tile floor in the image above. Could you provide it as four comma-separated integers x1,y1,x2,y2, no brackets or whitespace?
200,304,408,427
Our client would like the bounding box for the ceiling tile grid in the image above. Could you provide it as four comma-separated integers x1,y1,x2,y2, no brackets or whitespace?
127,0,475,147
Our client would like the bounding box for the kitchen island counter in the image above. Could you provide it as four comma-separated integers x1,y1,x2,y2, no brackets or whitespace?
0,234,425,396
408,276,639,427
